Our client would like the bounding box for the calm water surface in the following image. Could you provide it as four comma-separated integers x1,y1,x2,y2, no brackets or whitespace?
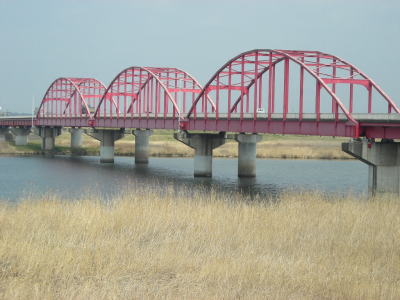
0,156,368,202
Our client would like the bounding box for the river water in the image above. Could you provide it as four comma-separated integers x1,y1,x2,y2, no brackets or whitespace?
0,156,367,202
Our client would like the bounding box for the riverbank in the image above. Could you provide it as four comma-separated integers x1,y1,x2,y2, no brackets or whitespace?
0,131,352,159
0,189,398,299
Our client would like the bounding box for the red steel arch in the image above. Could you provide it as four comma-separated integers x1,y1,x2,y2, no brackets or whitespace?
27,50,400,138
94,67,214,126
186,49,400,137
37,77,108,122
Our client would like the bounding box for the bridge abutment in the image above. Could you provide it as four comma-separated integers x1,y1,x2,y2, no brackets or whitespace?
174,131,225,177
10,127,31,146
342,138,400,197
133,129,153,164
89,129,124,163
70,128,83,150
235,134,262,177
39,127,62,152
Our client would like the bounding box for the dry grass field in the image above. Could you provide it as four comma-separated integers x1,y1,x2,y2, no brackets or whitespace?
0,130,352,160
0,141,39,155
0,188,398,299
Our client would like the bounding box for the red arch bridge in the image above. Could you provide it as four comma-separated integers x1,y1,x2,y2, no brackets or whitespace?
1,49,400,196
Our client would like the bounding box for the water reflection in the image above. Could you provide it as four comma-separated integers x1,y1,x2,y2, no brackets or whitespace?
0,155,368,202
237,177,255,195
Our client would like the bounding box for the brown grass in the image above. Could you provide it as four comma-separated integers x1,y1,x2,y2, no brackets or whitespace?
0,189,398,299
1,131,352,159
215,139,350,159
0,141,38,155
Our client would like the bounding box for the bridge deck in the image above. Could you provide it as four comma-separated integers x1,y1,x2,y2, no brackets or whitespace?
2,113,400,122
1,114,400,139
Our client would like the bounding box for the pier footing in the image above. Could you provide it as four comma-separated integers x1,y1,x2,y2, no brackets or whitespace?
70,128,83,150
342,138,400,196
10,127,31,146
89,129,124,163
133,129,153,164
38,127,62,152
235,133,261,177
174,131,225,177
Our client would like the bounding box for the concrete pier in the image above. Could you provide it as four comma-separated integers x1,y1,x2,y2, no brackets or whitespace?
0,127,8,142
38,127,62,152
174,131,225,177
10,127,31,146
89,129,124,163
342,138,400,196
235,133,262,177
133,129,153,164
70,128,83,149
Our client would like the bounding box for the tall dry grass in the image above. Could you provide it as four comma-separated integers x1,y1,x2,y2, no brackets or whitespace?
0,188,398,299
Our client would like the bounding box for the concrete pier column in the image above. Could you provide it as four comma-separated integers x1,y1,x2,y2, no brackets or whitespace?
133,129,153,164
235,133,262,177
342,138,400,197
88,129,124,163
10,127,31,146
38,127,62,152
70,128,83,149
174,131,226,177
0,127,8,142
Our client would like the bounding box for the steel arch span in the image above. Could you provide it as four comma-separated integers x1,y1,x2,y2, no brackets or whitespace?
37,77,109,127
93,67,214,129
184,49,400,137
6,49,398,139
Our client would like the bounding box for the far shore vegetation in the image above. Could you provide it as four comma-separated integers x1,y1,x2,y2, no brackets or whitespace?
0,130,352,160
0,187,398,299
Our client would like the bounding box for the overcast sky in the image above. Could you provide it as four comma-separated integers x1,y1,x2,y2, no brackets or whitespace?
0,0,399,113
